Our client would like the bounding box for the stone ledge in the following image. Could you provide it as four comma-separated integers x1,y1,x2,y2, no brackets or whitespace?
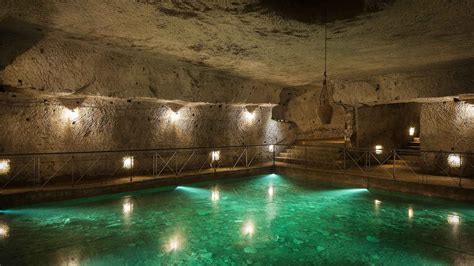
0,166,273,209
275,166,474,202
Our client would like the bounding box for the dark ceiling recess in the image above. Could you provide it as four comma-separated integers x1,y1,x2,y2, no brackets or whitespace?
255,0,394,23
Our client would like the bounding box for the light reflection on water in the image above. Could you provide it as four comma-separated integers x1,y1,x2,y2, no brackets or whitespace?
0,174,473,264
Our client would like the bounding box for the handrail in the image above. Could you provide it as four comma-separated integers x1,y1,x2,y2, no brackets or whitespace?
0,144,277,157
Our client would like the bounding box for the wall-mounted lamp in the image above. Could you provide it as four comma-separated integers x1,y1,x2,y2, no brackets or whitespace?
122,156,134,169
0,159,10,175
447,154,461,168
374,145,383,155
166,104,182,123
269,145,275,152
63,108,79,122
211,151,220,162
244,105,258,122
409,127,415,137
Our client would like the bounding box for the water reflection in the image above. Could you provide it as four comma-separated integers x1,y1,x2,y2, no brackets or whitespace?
211,187,220,202
408,207,414,220
268,185,275,198
242,220,255,237
165,235,182,252
0,223,9,239
122,201,134,217
447,214,460,225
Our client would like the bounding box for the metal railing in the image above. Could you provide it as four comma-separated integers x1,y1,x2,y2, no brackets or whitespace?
1,143,472,191
274,144,474,188
0,145,275,191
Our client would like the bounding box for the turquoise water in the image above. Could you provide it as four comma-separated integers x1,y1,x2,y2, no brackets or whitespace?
1,174,473,265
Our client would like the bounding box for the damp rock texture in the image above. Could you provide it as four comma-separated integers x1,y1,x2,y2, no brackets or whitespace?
0,92,294,154
2,0,473,88
276,85,346,140
421,102,474,153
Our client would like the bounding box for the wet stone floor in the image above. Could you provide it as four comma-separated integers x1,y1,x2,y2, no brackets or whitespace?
0,174,473,265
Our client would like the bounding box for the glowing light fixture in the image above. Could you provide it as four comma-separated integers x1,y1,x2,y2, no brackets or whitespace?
374,199,381,205
244,110,255,121
447,214,460,225
269,145,275,152
242,221,255,237
409,127,415,136
408,207,414,219
375,145,383,155
447,154,461,168
211,188,220,202
122,202,133,215
122,156,134,169
169,111,180,122
0,224,9,238
211,151,220,162
63,108,79,122
0,159,10,175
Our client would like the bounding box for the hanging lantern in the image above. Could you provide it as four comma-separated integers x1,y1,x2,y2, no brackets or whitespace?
317,19,333,125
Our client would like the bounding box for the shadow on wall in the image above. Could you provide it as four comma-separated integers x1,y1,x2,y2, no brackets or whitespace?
249,0,395,23
0,18,46,73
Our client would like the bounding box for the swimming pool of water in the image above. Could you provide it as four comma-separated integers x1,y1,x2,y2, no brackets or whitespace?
1,174,473,265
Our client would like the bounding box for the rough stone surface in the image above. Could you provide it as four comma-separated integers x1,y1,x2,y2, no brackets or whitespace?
356,103,420,149
277,85,346,140
0,92,294,154
421,101,474,152
2,0,473,87
0,36,281,104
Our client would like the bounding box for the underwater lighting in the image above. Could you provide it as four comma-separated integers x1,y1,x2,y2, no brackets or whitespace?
447,214,460,225
211,188,220,202
409,127,415,137
374,145,383,155
242,221,255,237
0,159,10,175
211,151,220,162
63,108,79,122
408,207,414,219
374,199,381,205
0,224,9,238
122,156,134,169
447,154,461,168
269,145,274,152
122,202,133,215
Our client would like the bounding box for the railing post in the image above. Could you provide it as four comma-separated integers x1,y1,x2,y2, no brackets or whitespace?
71,155,75,187
304,145,307,169
245,146,248,168
343,148,346,174
459,154,463,188
392,150,396,180
272,145,275,170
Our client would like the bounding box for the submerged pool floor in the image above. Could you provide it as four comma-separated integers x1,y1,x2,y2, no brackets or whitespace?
1,174,473,265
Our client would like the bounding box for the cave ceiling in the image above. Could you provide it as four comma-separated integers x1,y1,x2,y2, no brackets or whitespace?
1,0,473,87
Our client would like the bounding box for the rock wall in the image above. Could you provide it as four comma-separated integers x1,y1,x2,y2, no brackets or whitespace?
355,103,421,149
274,85,346,140
332,59,474,106
0,92,294,154
421,101,474,152
0,32,281,105
0,91,295,184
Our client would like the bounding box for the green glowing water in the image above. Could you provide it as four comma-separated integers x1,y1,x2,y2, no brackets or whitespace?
1,174,474,265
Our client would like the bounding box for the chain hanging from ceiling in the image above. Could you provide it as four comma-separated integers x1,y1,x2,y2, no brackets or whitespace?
317,9,334,125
